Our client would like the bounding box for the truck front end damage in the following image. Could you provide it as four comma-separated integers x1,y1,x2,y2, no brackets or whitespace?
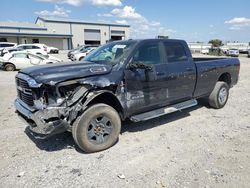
15,73,90,139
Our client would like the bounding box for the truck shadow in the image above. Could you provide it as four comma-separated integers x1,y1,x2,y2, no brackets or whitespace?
24,101,207,153
24,128,79,153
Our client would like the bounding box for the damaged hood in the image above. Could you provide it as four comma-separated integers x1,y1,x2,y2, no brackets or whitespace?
19,61,112,85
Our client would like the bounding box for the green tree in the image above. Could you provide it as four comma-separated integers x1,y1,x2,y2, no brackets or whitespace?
208,39,223,47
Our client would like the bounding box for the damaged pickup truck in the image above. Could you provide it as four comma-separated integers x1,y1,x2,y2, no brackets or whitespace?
15,39,240,152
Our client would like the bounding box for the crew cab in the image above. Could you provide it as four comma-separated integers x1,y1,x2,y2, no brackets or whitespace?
14,39,240,153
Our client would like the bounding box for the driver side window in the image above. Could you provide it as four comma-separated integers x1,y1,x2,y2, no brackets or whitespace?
132,42,162,65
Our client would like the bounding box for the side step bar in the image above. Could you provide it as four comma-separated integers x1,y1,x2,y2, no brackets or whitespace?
130,99,198,122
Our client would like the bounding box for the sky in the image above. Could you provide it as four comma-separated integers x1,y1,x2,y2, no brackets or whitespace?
1,0,250,43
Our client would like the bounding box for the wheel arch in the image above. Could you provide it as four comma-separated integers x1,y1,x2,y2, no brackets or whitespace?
218,72,231,87
4,62,16,71
84,91,125,119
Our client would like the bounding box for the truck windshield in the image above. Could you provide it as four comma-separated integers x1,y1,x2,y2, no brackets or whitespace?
84,40,137,66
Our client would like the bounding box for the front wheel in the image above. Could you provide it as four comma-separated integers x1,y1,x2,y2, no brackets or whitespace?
72,103,121,153
208,81,229,109
4,63,15,71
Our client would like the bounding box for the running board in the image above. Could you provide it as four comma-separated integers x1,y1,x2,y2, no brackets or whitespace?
130,99,198,122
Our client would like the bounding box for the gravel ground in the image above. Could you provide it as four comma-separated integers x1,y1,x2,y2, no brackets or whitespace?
0,55,249,188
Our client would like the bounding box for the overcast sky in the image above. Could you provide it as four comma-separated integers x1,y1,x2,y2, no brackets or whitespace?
1,0,250,42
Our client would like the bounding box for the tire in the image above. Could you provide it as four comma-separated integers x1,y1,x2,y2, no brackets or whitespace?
72,103,121,153
4,63,15,71
79,57,84,61
208,81,229,109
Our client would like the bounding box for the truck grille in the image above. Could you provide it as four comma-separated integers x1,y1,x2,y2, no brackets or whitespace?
16,78,34,106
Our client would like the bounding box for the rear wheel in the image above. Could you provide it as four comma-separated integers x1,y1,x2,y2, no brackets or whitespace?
72,103,121,153
208,81,229,109
4,63,15,71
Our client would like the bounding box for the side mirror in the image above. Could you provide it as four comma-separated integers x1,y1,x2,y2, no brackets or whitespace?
128,61,152,70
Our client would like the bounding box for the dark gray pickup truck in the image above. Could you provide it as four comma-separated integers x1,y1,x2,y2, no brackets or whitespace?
15,39,240,152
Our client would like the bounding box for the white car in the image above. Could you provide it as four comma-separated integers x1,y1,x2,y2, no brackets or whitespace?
201,49,209,54
72,47,97,61
46,45,59,54
0,51,62,71
69,45,99,60
227,49,239,57
0,42,17,51
16,44,48,55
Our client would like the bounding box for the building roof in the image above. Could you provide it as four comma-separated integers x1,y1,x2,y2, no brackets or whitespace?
36,17,130,28
0,32,72,38
0,21,47,30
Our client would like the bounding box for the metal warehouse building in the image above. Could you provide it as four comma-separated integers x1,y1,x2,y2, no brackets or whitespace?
0,17,130,50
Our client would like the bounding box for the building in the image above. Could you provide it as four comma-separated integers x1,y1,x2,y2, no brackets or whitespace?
0,17,130,50
188,42,212,53
221,42,250,53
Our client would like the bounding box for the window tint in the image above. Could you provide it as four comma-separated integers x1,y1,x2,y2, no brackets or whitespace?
0,43,14,47
31,45,40,49
22,46,30,49
14,53,28,58
132,42,161,65
164,42,188,63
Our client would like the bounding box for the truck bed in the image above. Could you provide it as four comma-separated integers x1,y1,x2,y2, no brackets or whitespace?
193,57,240,98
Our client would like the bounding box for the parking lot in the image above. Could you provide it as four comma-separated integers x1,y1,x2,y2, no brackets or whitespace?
0,54,249,188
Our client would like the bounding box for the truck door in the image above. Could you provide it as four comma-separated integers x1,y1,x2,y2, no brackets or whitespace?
162,41,196,103
124,41,168,115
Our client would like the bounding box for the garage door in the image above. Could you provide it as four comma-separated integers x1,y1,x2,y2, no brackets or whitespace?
111,30,125,41
84,29,101,41
40,38,64,50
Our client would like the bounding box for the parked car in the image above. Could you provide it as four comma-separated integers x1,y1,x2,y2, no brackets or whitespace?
14,39,240,153
248,50,250,58
16,44,48,55
227,49,239,57
68,45,99,59
71,47,97,61
45,45,59,54
0,42,17,51
67,45,84,58
201,48,209,54
1,51,62,71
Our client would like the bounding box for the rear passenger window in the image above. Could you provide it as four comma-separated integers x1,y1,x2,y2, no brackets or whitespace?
1,44,14,47
164,42,188,63
14,53,28,58
132,42,162,65
32,46,40,49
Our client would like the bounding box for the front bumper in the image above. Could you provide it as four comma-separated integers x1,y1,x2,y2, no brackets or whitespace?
15,99,69,139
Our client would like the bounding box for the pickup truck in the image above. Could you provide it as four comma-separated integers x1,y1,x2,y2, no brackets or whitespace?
15,39,240,153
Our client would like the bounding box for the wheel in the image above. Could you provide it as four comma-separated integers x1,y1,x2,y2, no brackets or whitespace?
4,63,15,71
208,81,229,109
72,103,121,153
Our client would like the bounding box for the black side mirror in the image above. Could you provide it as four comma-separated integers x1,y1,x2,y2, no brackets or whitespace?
128,61,152,70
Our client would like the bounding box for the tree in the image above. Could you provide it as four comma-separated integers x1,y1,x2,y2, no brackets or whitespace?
208,39,223,47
